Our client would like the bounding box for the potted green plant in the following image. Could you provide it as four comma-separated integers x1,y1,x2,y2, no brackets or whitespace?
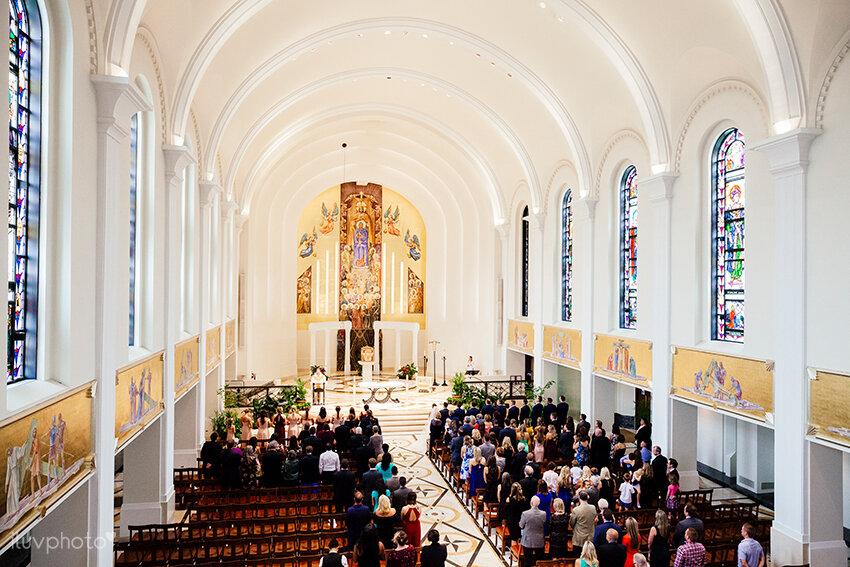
397,362,418,381
210,408,238,439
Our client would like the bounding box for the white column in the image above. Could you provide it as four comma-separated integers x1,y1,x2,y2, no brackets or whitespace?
159,145,194,521
752,129,824,566
198,182,222,439
529,212,546,388
495,224,509,372
219,201,236,386
89,75,151,566
344,327,351,375
412,329,418,371
325,328,333,372
640,173,677,452
374,329,381,373
575,197,597,416
395,329,401,373
671,400,699,490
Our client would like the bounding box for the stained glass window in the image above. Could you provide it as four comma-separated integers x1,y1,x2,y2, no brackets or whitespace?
521,206,529,317
711,128,745,342
129,113,138,346
8,0,39,384
561,190,572,321
620,166,637,329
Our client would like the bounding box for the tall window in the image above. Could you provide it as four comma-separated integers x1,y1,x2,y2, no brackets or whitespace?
521,206,529,317
619,166,637,329
8,0,41,384
129,113,139,346
711,128,745,342
561,190,572,321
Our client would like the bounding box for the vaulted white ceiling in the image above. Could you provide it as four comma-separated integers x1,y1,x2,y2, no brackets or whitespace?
102,0,850,223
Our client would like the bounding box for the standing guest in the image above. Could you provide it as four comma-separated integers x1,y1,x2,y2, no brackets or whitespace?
240,409,253,441
387,531,416,567
368,425,384,457
590,428,611,471
354,433,374,479
618,472,636,510
507,400,520,423
319,442,341,484
501,438,515,467
299,445,319,485
392,476,413,518
518,466,538,502
577,414,590,433
544,398,557,426
483,456,501,506
667,459,680,484
549,498,570,558
534,479,554,533
371,478,392,513
261,439,284,487
354,524,387,567
574,430,590,468
449,430,465,471
569,491,597,548
319,538,349,567
361,458,382,508
519,399,531,424
556,466,573,503
611,436,628,469
225,418,236,444
634,418,652,448
333,459,356,513
647,510,670,567
283,450,300,486
632,554,648,567
557,396,569,425
386,466,401,492
673,504,705,548
420,529,447,567
286,407,301,439
480,433,496,460
240,445,260,489
510,442,529,481
575,541,600,567
377,452,395,482
672,528,706,567
598,467,615,504
560,420,576,464
665,473,681,516
346,493,372,550
401,492,421,547
429,417,444,447
594,508,623,548
200,432,221,478
220,441,242,490
541,462,558,493
334,419,352,452
650,446,668,504
737,523,765,567
506,483,529,543
317,423,335,448
622,517,642,567
468,447,486,498
497,472,513,522
530,397,544,425
256,411,272,440
519,495,547,567
596,528,627,567
639,441,652,463
273,407,288,439
373,494,399,548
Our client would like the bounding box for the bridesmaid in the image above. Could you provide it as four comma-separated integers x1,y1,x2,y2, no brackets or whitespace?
239,409,253,441
401,492,422,547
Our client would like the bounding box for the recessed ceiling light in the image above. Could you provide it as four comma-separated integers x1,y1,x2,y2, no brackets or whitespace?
384,30,391,35
386,76,392,80
420,83,425,87
422,34,428,38
539,2,546,8
449,41,455,46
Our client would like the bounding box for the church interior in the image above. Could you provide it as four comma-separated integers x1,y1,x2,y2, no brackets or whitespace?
1,1,849,566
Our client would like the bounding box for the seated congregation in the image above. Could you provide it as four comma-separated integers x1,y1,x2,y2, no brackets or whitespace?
114,404,448,567
428,396,770,567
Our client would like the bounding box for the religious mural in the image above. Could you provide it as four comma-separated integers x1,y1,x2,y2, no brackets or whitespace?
339,183,383,329
507,320,534,354
0,383,94,548
319,202,339,234
542,325,581,369
116,352,164,450
593,334,652,387
809,369,850,449
383,205,400,236
672,347,772,421
175,336,200,398
403,229,421,261
296,266,312,314
225,320,236,356
408,268,423,314
206,326,221,373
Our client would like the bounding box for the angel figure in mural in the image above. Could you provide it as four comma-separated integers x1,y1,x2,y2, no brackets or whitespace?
320,202,339,234
404,229,421,261
6,444,24,515
48,416,59,484
383,205,400,236
299,228,319,258
129,376,138,425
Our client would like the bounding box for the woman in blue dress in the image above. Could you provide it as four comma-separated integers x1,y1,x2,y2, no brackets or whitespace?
535,479,554,534
459,437,474,481
468,447,486,498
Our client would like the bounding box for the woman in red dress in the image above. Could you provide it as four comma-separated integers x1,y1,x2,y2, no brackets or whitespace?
401,492,422,547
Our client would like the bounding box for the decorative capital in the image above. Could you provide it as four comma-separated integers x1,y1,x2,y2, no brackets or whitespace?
162,145,196,190
91,75,152,141
221,199,239,220
529,211,546,231
198,183,223,208
638,172,679,204
234,212,248,232
495,222,509,241
751,128,822,177
575,196,598,221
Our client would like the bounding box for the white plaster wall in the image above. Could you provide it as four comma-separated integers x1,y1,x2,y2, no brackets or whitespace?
697,406,725,471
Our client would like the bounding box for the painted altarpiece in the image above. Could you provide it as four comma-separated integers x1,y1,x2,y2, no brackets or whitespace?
206,326,221,373
116,352,164,450
593,334,652,388
507,320,534,354
175,336,200,399
542,326,581,369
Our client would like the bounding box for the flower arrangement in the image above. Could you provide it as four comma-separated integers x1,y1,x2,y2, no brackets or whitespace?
397,362,418,380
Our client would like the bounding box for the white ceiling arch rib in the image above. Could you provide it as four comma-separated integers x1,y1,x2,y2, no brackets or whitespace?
173,17,597,198
103,0,146,74
238,103,508,223
221,67,541,212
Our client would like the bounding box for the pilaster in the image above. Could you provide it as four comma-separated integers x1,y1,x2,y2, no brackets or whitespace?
197,183,222,443
89,74,152,566
529,212,546,389
575,197,597,416
639,172,678,455
752,128,823,566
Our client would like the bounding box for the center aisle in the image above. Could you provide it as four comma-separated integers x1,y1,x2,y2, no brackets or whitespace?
383,431,506,567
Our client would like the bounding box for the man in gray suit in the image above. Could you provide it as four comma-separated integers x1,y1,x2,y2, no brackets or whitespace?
519,495,547,567
569,490,597,548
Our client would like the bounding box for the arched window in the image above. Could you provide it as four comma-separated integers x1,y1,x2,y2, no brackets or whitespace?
521,206,529,317
561,190,573,321
129,113,139,346
711,128,745,342
8,0,42,384
620,166,637,329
